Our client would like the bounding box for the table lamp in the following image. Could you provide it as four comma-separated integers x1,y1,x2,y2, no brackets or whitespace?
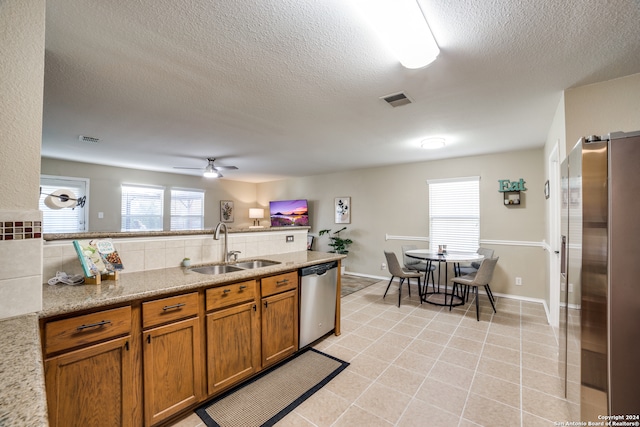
249,208,264,228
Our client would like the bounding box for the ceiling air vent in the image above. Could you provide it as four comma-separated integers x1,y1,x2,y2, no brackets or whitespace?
79,135,100,143
381,92,412,108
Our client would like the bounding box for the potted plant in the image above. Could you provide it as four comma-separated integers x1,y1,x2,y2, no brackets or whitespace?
318,227,353,255
182,257,191,267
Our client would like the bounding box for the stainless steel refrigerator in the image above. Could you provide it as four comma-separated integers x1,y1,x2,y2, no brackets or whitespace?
559,130,640,420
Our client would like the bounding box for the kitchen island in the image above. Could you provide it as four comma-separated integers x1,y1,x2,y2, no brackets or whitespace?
0,250,344,427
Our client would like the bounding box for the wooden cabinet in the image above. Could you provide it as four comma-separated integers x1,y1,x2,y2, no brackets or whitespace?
43,307,134,427
205,280,260,395
142,292,202,426
260,272,298,368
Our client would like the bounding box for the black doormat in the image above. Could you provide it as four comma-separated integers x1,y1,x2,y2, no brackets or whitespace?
195,348,349,427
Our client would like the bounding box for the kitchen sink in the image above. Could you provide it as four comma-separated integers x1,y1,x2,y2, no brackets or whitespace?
232,259,281,269
189,265,244,275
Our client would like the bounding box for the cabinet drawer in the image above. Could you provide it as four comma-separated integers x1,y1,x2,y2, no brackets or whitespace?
142,292,199,329
45,306,131,355
261,271,298,297
206,280,256,311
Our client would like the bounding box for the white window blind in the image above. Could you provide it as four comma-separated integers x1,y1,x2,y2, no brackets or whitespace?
170,189,204,230
428,176,480,252
39,176,88,233
121,184,164,231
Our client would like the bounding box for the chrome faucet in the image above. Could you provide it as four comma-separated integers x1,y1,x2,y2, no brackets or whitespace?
213,222,228,263
228,250,241,262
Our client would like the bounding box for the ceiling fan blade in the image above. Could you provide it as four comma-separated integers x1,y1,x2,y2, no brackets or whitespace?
173,167,204,170
214,165,238,170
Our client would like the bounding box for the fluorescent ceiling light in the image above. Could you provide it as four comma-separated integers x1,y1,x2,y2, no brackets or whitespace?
421,137,446,149
351,0,440,69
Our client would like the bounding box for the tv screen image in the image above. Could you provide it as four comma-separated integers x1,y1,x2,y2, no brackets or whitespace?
269,199,309,227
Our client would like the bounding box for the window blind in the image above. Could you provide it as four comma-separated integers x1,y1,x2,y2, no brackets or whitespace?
121,184,164,231
39,176,88,233
170,189,204,230
428,176,480,252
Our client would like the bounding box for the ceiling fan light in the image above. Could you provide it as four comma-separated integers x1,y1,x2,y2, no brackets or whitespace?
203,164,220,178
420,137,446,149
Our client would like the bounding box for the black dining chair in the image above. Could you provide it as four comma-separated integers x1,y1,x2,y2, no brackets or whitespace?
383,250,423,307
449,257,499,320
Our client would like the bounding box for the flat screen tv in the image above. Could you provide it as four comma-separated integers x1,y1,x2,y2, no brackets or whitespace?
269,199,309,227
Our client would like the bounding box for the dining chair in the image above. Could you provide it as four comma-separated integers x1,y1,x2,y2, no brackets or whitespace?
457,247,495,276
449,257,499,320
401,245,436,290
383,250,423,307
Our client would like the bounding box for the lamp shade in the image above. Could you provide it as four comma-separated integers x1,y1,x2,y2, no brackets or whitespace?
249,208,264,219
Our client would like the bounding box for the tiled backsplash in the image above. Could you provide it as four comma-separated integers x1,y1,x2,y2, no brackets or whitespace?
43,229,308,282
1,221,42,240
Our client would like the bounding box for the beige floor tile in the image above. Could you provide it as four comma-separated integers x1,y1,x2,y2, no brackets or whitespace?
415,377,469,416
394,349,437,376
294,388,351,427
438,346,479,370
476,356,521,384
334,333,375,353
353,324,388,341
321,343,359,362
522,339,558,360
333,405,393,427
521,386,571,422
397,399,461,427
522,352,561,378
522,368,564,398
428,360,476,392
347,310,378,323
377,364,427,396
522,410,562,427
470,372,521,408
452,325,487,343
448,335,484,354
348,353,392,380
169,412,204,427
417,328,451,345
482,342,521,366
485,331,520,350
354,382,412,424
367,316,401,330
463,393,521,426
389,321,425,338
407,339,445,360
323,369,373,402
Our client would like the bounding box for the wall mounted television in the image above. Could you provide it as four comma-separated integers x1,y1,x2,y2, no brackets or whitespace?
269,199,309,227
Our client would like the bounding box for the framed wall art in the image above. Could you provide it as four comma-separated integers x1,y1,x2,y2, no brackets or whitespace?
334,197,350,224
220,200,234,223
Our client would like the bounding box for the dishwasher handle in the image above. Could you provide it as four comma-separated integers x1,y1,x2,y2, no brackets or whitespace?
300,261,338,276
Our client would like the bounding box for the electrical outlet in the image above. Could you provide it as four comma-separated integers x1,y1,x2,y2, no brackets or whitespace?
381,263,386,270
515,277,522,286
568,283,574,293
98,212,104,219
286,235,294,242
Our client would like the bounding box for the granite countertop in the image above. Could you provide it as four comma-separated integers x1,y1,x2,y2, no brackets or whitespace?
0,250,342,427
0,314,49,427
41,250,344,318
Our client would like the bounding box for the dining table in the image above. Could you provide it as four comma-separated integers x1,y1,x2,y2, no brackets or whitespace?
405,249,484,307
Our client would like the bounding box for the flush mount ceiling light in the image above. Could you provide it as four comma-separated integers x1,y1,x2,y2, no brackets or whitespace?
203,163,221,178
420,137,446,149
351,0,440,69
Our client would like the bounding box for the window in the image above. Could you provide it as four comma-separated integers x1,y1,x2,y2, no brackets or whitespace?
170,188,204,230
428,176,480,252
39,176,89,233
121,184,164,231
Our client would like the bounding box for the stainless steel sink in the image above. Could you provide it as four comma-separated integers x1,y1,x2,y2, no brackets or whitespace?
232,259,281,269
189,265,244,274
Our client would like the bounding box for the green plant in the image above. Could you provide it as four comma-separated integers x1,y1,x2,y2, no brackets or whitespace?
318,227,353,254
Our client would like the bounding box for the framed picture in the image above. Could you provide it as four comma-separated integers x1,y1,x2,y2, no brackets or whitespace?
334,197,350,224
220,200,234,223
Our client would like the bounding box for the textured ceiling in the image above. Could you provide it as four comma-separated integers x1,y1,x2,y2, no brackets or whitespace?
42,0,640,182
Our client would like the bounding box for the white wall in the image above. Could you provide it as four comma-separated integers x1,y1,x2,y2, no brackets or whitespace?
0,0,46,319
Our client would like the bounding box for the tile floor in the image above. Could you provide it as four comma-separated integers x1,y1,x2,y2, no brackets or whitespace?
171,278,571,427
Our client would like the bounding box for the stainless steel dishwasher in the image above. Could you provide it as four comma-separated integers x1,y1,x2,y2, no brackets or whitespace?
299,261,338,348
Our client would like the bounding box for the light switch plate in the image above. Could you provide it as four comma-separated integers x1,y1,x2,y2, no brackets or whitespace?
286,235,294,242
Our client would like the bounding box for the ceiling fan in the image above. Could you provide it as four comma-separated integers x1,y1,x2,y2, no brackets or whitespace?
174,157,238,178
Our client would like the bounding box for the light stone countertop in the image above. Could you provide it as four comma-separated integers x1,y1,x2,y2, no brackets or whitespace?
0,314,49,427
0,250,342,427
41,250,344,319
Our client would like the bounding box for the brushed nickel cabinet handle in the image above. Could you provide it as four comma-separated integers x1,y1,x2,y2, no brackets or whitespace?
223,289,231,294
276,279,289,287
162,303,186,311
76,320,111,331
239,285,247,290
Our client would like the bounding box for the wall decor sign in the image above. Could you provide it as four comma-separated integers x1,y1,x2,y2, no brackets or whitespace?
220,200,234,223
334,197,350,224
498,179,527,192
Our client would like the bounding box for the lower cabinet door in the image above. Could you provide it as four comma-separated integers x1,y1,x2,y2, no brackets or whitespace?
206,301,260,395
261,289,298,368
143,317,202,426
45,336,134,427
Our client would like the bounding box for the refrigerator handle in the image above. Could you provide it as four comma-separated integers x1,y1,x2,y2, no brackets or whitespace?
560,235,567,277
